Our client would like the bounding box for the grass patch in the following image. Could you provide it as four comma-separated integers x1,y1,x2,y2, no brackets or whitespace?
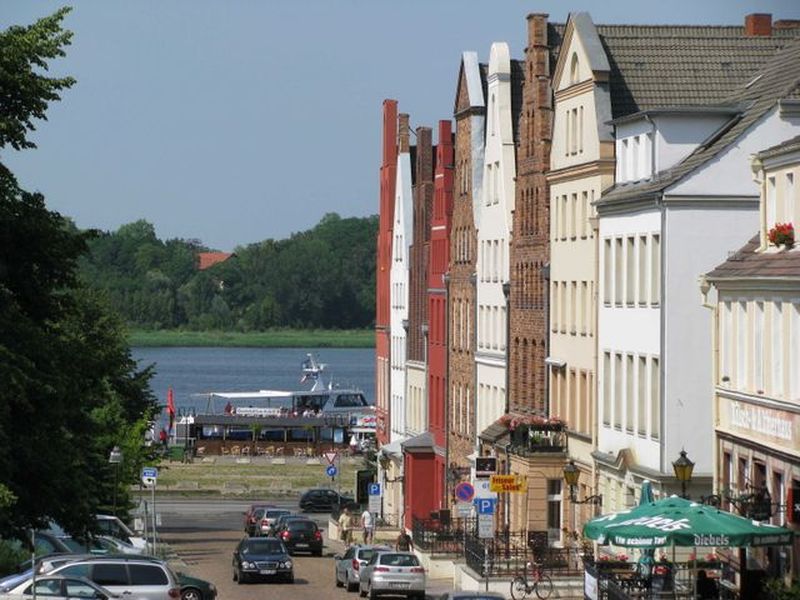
127,329,374,348
155,459,360,497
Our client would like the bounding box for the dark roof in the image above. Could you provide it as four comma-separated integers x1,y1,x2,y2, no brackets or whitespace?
599,39,800,206
706,235,800,280
755,133,800,160
595,24,800,118
478,421,510,444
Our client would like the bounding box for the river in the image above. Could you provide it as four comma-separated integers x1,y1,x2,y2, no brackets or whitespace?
131,347,375,423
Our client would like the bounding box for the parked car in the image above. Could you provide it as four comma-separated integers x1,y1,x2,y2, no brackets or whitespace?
176,572,217,600
231,537,293,584
242,504,274,536
0,574,118,600
259,509,291,536
276,518,323,556
95,515,148,550
359,551,425,600
334,544,391,592
48,556,181,600
299,488,352,512
271,514,306,535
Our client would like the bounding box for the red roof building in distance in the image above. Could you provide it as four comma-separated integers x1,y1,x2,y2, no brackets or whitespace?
197,252,233,270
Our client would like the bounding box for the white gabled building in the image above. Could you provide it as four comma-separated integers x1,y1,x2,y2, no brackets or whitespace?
596,38,800,509
475,42,517,442
390,114,414,444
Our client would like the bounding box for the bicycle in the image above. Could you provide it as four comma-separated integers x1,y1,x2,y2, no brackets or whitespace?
510,561,554,600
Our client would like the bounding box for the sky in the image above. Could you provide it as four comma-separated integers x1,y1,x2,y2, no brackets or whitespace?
2,1,799,252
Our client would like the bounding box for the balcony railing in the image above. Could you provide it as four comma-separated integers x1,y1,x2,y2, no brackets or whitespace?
507,425,567,456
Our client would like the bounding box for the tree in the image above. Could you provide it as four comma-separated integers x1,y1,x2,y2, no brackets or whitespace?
0,10,157,540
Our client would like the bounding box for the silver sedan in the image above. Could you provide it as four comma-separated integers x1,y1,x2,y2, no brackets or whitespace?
358,551,425,600
333,544,391,592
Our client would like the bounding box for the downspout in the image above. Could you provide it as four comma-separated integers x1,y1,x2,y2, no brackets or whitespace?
658,193,667,476
443,272,451,509
471,272,479,455
543,263,551,416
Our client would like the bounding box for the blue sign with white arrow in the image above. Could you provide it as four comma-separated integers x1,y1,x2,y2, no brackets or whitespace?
326,465,337,477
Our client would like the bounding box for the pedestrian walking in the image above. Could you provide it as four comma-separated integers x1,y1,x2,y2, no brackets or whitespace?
338,508,352,545
360,508,374,544
395,530,413,552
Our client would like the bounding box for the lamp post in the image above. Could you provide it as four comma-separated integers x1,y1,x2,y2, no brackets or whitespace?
672,449,695,499
562,461,602,569
108,445,123,516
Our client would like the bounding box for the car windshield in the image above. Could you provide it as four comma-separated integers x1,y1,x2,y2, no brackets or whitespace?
379,554,419,567
243,540,285,554
288,521,317,531
266,510,289,518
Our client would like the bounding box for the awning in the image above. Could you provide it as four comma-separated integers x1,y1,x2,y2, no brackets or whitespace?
379,439,403,458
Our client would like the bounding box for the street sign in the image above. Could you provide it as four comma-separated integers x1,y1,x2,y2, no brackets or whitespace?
324,451,338,465
478,514,493,539
475,456,497,478
454,481,475,503
476,498,496,515
141,467,158,487
368,483,381,496
474,478,498,499
326,465,338,478
490,474,525,493
456,502,473,517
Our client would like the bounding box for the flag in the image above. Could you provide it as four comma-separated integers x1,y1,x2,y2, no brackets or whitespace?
167,387,176,432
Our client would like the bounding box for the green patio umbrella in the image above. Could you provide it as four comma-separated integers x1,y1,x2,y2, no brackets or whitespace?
584,495,793,548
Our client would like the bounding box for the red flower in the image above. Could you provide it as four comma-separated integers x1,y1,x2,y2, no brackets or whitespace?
768,222,795,248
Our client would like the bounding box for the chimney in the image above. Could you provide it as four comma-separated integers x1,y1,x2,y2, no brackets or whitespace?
398,113,410,154
745,13,772,36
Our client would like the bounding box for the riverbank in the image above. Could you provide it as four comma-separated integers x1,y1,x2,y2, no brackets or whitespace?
128,329,374,348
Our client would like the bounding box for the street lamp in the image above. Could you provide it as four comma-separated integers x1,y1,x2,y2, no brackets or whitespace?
108,445,123,516
562,461,603,505
672,449,695,499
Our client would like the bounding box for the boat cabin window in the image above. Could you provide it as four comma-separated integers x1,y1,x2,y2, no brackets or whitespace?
333,393,368,408
294,394,328,413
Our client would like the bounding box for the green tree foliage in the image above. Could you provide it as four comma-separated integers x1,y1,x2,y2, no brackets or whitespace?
0,9,158,540
81,212,378,330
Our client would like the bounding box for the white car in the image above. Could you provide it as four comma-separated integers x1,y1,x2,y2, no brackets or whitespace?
0,574,118,600
358,551,425,600
95,515,148,551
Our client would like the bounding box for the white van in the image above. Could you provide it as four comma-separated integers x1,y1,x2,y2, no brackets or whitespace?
95,515,148,551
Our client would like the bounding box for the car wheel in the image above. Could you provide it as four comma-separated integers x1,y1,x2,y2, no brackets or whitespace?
232,569,237,582
237,569,246,585
346,575,358,592
335,570,344,587
181,587,202,600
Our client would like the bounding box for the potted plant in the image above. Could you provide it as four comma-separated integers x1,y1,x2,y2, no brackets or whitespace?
768,222,795,249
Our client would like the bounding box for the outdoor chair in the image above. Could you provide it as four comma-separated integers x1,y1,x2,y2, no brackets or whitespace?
231,445,241,456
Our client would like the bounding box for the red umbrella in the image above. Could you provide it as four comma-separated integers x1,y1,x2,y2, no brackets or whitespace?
167,387,176,432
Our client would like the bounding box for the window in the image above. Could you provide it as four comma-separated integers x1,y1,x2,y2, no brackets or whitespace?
615,238,623,306
650,357,660,439
633,136,640,180
766,176,777,231
65,580,102,598
571,108,578,154
570,281,577,334
485,164,492,206
603,238,612,305
614,353,622,429
579,106,584,153
547,479,563,544
129,564,169,585
626,354,634,433
626,237,635,306
28,580,62,596
637,356,647,436
581,191,589,238
570,53,579,84
562,195,568,240
722,451,732,508
721,301,732,383
560,282,567,333
754,301,764,392
580,282,588,335
737,456,749,492
638,236,647,305
651,234,660,305
737,301,748,389
92,563,129,586
570,193,577,239
787,172,796,228
772,471,785,526
551,282,559,333
603,351,611,426
621,139,629,181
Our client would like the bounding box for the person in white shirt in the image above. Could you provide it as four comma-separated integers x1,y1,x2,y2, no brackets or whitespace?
360,509,374,543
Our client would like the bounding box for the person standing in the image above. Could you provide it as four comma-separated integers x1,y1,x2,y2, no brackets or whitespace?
395,530,413,552
338,508,351,545
360,508,374,544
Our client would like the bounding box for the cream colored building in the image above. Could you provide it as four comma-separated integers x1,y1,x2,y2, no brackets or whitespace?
704,136,800,583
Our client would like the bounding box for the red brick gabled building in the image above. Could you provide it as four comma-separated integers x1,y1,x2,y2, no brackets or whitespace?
376,99,398,446
427,120,454,508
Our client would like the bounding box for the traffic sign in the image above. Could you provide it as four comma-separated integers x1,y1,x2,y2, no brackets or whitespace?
478,514,494,539
456,502,473,517
326,465,338,478
476,498,496,515
141,466,158,487
455,481,475,503
324,451,338,465
368,483,381,496
474,478,498,499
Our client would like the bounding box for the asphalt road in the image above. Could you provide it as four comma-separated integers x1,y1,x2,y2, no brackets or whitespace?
157,498,451,600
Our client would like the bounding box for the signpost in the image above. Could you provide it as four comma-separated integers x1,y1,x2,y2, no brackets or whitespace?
141,467,158,554
368,482,381,514
324,451,338,465
326,465,338,478
455,481,476,503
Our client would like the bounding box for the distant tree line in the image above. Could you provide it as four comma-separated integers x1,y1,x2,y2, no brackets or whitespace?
78,212,378,330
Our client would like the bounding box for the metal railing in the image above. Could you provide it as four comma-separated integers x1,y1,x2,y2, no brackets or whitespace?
463,530,584,578
411,516,475,555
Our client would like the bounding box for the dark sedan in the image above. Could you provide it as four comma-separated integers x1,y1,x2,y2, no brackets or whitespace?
277,518,323,556
232,537,294,584
298,488,353,512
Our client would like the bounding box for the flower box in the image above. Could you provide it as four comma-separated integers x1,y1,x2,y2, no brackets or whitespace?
768,222,795,249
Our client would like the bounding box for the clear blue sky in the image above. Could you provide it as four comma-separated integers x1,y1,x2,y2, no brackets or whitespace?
2,1,798,251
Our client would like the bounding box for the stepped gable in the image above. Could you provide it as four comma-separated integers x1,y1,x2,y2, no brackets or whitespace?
595,22,800,118
599,38,800,205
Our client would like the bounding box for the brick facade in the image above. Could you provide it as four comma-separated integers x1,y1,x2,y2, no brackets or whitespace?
447,56,484,497
508,15,558,418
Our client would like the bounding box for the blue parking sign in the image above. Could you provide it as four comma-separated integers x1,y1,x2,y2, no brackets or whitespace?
368,483,381,496
476,498,496,515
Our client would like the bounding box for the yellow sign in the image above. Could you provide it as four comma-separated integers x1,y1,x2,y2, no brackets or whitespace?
490,474,525,493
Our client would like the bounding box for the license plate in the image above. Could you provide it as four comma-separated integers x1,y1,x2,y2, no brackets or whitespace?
295,543,309,548
259,569,276,575
389,583,410,588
